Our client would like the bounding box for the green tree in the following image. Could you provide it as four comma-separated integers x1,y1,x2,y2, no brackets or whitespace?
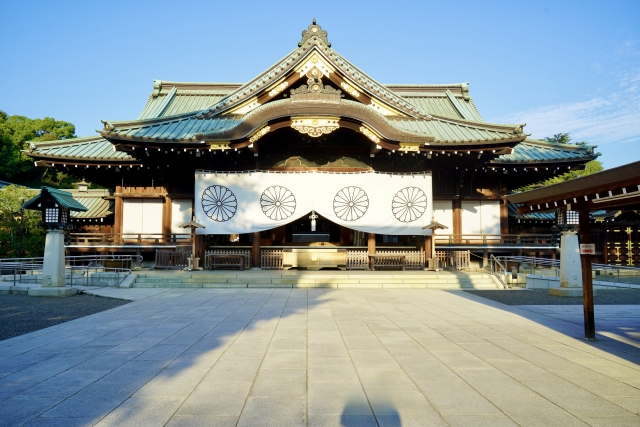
0,185,45,258
0,110,76,185
543,133,572,145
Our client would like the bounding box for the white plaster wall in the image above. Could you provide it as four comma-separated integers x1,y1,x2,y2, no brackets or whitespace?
432,200,453,231
122,199,163,235
461,200,501,237
171,199,192,235
461,201,482,235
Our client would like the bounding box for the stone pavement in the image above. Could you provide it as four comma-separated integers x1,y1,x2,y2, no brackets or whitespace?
0,288,638,427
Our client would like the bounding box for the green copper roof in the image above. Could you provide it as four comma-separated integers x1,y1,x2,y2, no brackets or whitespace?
388,117,523,144
23,187,88,212
27,136,136,161
493,139,596,164
137,81,236,119
69,189,113,219
135,80,483,123
103,114,240,142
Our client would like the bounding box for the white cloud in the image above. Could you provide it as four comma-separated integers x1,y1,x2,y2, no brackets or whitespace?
490,79,640,145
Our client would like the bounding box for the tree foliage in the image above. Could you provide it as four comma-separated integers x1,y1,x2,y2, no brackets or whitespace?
0,110,78,186
0,185,45,258
518,133,604,191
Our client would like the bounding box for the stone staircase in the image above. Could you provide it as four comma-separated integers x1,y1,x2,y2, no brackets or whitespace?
131,271,499,289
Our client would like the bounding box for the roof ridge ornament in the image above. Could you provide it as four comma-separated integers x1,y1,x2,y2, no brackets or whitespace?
299,19,331,47
290,70,341,100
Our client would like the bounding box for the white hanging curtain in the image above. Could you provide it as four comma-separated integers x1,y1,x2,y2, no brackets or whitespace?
194,171,432,236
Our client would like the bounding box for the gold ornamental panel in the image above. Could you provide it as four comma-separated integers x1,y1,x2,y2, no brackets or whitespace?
291,116,340,138
398,142,422,152
207,141,231,150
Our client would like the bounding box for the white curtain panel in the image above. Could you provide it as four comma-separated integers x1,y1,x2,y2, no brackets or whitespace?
194,171,433,236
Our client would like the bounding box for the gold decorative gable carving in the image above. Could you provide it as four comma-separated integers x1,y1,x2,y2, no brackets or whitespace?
291,116,340,137
359,125,381,143
249,125,271,143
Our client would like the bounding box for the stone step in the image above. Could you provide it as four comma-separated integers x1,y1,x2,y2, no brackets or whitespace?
133,282,498,289
132,273,498,289
133,277,495,285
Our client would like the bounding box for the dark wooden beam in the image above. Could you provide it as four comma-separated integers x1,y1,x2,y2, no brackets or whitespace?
579,209,596,340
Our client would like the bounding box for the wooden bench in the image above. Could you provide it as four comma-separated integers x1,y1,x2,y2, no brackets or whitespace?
207,254,245,271
368,254,406,271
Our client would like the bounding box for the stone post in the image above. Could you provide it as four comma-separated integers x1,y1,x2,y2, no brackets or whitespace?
42,230,65,287
30,229,77,296
549,230,583,297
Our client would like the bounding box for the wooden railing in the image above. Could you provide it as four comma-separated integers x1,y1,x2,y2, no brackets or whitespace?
435,234,558,246
205,249,251,270
156,248,192,270
67,233,192,246
261,249,283,270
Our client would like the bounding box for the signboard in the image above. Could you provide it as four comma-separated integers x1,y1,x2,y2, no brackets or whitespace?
580,244,596,255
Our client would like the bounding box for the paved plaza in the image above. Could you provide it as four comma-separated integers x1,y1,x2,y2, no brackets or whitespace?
0,288,639,427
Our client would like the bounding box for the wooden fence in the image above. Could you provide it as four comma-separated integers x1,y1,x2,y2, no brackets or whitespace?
435,250,470,270
346,250,369,270
376,250,425,270
155,248,192,270
261,249,283,270
204,249,252,270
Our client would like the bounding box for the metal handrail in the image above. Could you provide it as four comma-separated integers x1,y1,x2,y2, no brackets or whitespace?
489,254,509,289
0,254,143,287
491,255,640,285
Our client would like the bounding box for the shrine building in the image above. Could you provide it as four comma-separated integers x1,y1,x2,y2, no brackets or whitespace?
24,21,598,270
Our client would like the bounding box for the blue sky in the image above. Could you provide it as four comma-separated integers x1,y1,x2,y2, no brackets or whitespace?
2,0,639,168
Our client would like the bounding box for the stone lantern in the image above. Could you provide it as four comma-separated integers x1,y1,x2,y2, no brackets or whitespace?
22,187,87,294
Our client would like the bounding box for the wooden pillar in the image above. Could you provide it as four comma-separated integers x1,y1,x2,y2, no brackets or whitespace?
579,210,596,339
452,199,462,243
500,198,509,235
114,185,124,242
252,232,261,269
424,235,432,259
367,233,376,255
162,195,172,243
193,234,204,263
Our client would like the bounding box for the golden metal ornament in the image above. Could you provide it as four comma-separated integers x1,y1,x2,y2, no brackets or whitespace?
268,81,289,97
340,81,360,98
398,142,422,152
249,125,271,143
359,126,380,143
207,141,231,150
291,116,340,137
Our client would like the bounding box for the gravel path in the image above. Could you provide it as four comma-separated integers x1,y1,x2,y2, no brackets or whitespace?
465,288,640,305
0,293,130,341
